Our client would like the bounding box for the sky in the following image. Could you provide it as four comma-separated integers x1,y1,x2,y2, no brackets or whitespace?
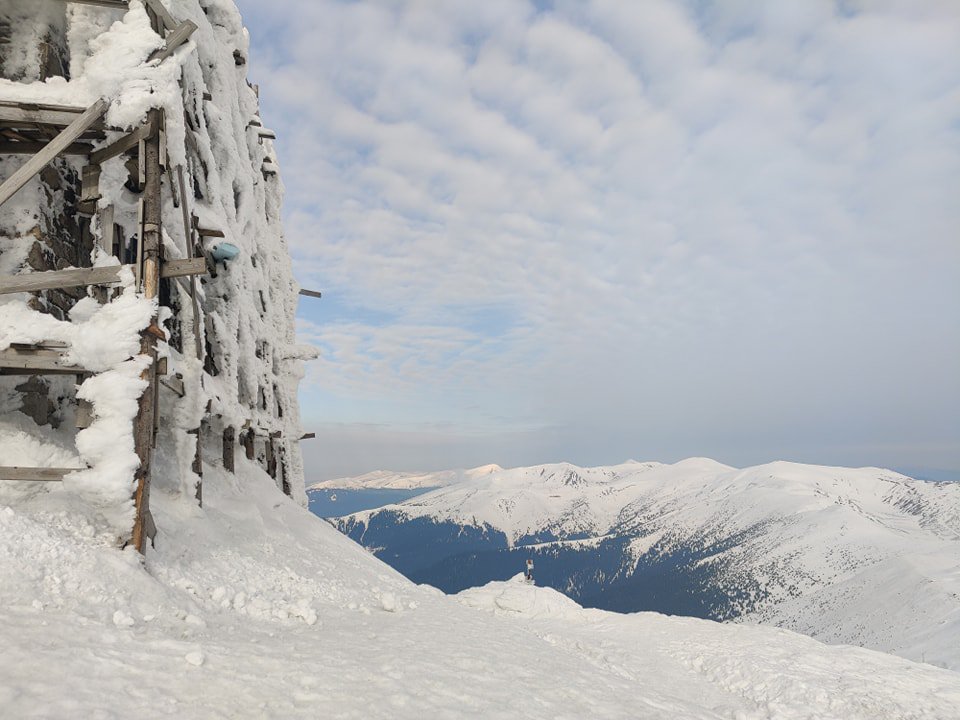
231,0,960,482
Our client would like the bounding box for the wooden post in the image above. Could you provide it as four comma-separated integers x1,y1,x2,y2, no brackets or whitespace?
189,425,203,507
222,426,235,473
130,107,163,554
265,435,277,481
176,165,203,361
242,428,255,460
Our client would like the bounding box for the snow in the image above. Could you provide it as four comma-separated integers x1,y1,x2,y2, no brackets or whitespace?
2,459,960,719
2,1,958,716
339,459,960,669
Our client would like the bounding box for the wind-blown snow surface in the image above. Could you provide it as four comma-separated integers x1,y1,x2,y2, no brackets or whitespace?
2,461,959,720
334,459,960,670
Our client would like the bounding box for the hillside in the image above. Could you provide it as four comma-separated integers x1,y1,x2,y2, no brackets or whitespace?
333,459,960,670
2,459,959,719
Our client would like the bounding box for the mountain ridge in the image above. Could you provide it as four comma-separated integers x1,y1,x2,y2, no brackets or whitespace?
331,458,960,669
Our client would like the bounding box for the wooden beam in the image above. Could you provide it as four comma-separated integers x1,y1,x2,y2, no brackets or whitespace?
0,100,106,129
0,259,205,296
148,20,198,63
88,120,153,164
0,140,92,155
299,288,322,299
0,347,85,375
143,0,177,32
159,374,185,397
57,0,129,8
0,264,126,295
257,129,277,140
300,432,316,440
0,99,109,208
161,257,206,279
0,467,82,482
131,108,163,555
196,227,224,238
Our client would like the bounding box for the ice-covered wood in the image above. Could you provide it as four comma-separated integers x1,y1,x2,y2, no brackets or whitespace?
0,467,78,482
0,98,108,207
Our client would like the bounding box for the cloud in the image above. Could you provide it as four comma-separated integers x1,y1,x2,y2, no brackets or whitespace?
236,0,960,475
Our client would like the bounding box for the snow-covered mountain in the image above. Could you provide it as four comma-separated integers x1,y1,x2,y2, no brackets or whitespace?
308,464,502,491
333,459,960,670
3,458,960,718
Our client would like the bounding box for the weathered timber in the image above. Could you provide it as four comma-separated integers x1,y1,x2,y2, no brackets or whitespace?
196,227,224,238
161,257,206,279
0,467,82,482
143,0,177,33
242,429,255,460
159,374,185,397
0,140,92,155
0,99,109,208
0,100,106,129
89,120,153,164
176,166,203,360
0,346,85,375
81,164,101,203
265,436,277,480
301,432,316,440
131,109,163,555
257,128,276,140
0,265,124,295
222,426,236,473
76,400,94,429
0,259,206,296
148,20,198,63
298,288,322,299
55,0,129,8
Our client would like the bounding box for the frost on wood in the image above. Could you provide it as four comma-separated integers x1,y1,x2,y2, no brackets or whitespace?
0,0,308,540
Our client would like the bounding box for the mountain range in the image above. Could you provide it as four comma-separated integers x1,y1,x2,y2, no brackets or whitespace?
329,458,960,669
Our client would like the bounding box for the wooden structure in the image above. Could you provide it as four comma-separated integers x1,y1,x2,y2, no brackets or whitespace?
0,0,309,553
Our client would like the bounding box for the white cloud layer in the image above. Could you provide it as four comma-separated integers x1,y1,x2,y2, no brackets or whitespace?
235,0,960,479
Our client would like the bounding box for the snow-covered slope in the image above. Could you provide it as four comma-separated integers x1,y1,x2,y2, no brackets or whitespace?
2,459,959,719
334,459,960,670
308,464,502,491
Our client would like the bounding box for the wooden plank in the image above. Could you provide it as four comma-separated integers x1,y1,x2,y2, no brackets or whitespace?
0,347,85,374
148,20,198,63
300,432,316,440
0,467,81,482
88,120,153,164
298,288,322,299
143,0,177,33
0,98,109,208
0,264,125,295
159,374,185,397
0,101,106,129
57,0,129,8
81,164,101,203
160,257,206,279
196,227,224,238
0,140,92,155
257,129,277,140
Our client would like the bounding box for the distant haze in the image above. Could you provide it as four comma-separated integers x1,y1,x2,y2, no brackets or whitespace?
235,0,960,481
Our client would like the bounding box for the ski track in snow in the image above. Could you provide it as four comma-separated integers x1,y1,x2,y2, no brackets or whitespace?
2,461,959,720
